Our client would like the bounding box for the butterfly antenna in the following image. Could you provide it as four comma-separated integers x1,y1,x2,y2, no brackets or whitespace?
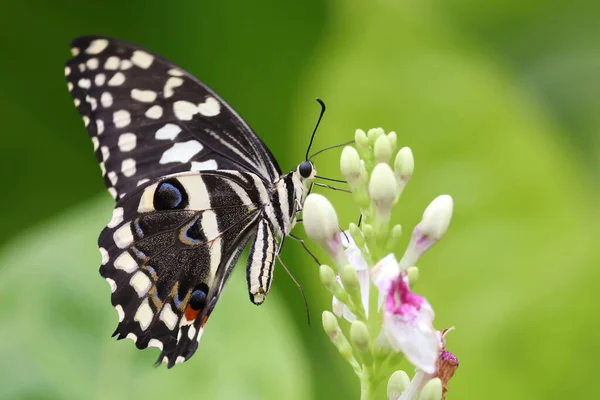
305,98,327,160
309,140,354,160
277,254,311,326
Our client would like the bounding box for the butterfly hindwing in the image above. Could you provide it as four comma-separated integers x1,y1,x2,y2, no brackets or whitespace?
98,170,264,367
65,36,281,200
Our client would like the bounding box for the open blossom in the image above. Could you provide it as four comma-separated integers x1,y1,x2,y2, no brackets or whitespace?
332,232,370,321
373,254,440,374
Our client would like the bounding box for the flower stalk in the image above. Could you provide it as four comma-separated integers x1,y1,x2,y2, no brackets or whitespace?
303,128,459,399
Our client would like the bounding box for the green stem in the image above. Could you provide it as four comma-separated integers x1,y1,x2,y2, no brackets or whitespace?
359,367,374,400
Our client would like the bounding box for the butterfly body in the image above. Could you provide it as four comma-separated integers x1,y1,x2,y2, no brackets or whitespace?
65,36,315,367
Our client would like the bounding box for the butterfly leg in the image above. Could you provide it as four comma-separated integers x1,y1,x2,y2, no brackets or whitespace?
246,218,277,305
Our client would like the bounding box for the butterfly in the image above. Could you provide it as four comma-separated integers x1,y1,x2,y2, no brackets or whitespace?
65,36,317,367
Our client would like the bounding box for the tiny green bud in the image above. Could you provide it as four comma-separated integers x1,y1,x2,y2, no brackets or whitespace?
349,320,370,352
320,264,349,303
374,134,392,165
362,223,375,242
340,266,365,320
418,378,443,400
385,223,403,251
355,128,368,149
387,131,397,152
319,264,337,287
340,146,362,186
394,146,414,186
387,370,410,400
368,163,399,218
350,321,372,366
407,266,419,285
322,311,356,364
367,127,385,144
348,223,365,248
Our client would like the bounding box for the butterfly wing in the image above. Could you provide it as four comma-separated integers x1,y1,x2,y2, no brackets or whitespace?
101,170,264,367
65,35,281,200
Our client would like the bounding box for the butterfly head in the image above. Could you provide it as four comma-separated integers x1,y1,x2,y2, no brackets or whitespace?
298,160,316,180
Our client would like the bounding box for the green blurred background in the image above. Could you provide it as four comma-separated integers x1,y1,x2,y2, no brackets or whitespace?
1,0,599,399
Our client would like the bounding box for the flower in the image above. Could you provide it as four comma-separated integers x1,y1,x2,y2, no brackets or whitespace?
332,232,370,321
373,254,440,374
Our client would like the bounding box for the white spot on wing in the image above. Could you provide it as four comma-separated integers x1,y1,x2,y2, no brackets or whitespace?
191,160,218,171
107,171,118,185
198,96,220,116
120,59,133,70
113,226,135,249
101,92,113,108
126,333,138,342
145,105,163,119
175,356,185,364
101,146,110,161
64,66,71,76
131,50,154,69
97,119,105,134
71,47,80,56
107,207,123,228
104,56,120,70
134,299,153,330
121,158,136,177
78,78,91,89
168,68,184,76
159,140,203,164
118,133,137,152
86,58,99,70
106,277,117,293
108,72,125,86
115,305,125,322
148,339,163,350
113,110,131,128
188,325,196,340
131,88,157,103
108,187,117,199
173,100,197,121
67,82,74,92
83,116,90,127
155,123,181,140
160,304,178,330
85,39,109,54
130,271,152,297
94,73,106,86
164,77,183,98
137,178,150,186
91,136,100,151
99,247,109,265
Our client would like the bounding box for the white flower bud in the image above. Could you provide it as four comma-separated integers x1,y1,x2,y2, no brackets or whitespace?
420,195,453,241
367,127,385,144
394,147,414,185
368,163,399,217
418,378,443,400
387,370,410,400
303,194,346,266
374,134,393,164
340,146,362,185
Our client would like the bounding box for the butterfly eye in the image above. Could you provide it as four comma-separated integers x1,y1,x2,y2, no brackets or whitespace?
189,287,208,310
298,161,313,178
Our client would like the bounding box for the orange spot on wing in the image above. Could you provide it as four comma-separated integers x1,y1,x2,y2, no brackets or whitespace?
184,305,200,321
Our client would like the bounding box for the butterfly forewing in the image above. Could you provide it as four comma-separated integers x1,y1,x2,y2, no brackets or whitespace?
65,36,281,199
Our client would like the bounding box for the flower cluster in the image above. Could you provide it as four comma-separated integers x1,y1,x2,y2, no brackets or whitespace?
303,128,458,400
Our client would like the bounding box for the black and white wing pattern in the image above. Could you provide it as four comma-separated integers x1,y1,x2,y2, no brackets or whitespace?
65,35,281,200
100,171,264,367
64,36,295,368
